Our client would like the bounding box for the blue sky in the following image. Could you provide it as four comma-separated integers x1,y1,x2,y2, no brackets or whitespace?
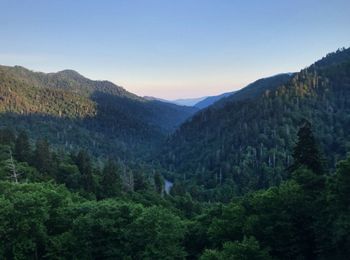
0,0,349,99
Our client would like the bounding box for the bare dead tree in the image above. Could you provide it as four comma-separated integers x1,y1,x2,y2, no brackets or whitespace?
7,149,20,183
122,167,134,192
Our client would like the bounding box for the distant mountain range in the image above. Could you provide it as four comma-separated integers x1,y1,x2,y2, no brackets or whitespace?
144,96,207,107
171,97,207,107
144,91,236,109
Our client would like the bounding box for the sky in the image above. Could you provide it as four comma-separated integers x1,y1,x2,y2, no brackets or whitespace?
0,0,350,99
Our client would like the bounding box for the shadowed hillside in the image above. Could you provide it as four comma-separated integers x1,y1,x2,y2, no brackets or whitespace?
0,65,198,159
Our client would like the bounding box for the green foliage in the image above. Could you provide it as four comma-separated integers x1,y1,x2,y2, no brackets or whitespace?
1,48,350,260
1,128,350,259
292,167,326,196
291,119,324,174
0,181,79,259
0,127,15,145
333,157,350,210
33,138,52,175
327,157,350,258
74,149,96,194
0,181,187,259
100,159,122,198
154,171,163,194
200,237,271,260
0,130,165,198
129,206,186,259
14,130,31,162
162,47,350,199
0,64,197,161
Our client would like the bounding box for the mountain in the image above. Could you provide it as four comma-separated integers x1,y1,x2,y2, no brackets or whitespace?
218,73,294,105
171,92,236,108
161,47,350,200
194,91,235,109
0,65,198,159
171,97,207,106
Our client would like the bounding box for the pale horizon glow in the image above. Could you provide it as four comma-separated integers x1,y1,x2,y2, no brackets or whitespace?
1,0,350,99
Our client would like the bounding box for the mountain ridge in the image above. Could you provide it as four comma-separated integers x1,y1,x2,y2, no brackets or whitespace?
161,47,350,200
0,64,198,159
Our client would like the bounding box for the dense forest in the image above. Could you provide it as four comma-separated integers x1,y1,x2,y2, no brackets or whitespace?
162,47,350,201
1,122,350,259
1,47,350,259
0,65,197,160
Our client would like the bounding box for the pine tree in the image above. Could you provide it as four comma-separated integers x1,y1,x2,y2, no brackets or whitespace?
291,120,324,174
14,131,31,162
100,159,122,198
334,157,350,210
154,172,163,195
75,150,95,193
133,171,148,191
291,120,326,200
33,138,52,174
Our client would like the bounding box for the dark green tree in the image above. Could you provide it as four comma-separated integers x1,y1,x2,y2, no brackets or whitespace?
333,157,350,209
292,120,324,174
0,127,15,146
200,236,271,260
154,172,163,194
14,131,31,162
130,206,186,259
100,159,122,198
57,163,81,190
75,150,95,193
33,138,52,174
133,170,148,191
328,156,350,258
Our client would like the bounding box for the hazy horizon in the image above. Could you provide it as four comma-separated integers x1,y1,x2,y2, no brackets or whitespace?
1,0,350,99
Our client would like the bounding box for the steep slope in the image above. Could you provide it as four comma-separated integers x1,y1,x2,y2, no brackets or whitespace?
162,47,350,199
0,65,197,159
218,73,293,105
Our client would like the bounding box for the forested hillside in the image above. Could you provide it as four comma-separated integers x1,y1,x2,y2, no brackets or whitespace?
0,65,197,160
162,47,350,201
2,0,350,258
1,123,350,259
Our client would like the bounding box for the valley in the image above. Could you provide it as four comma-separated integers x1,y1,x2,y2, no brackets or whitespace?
1,47,350,259
2,1,350,258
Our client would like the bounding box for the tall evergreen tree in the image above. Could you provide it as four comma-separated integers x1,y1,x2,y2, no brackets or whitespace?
133,170,148,191
33,138,52,174
14,131,31,162
100,159,122,198
75,150,95,193
291,120,324,174
154,172,163,194
334,157,350,210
